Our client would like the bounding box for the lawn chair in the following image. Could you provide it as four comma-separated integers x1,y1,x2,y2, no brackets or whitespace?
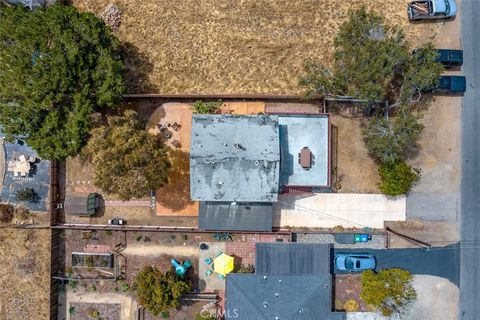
206,269,213,276
183,260,192,269
217,274,225,279
205,258,213,265
172,122,181,131
213,232,223,241
172,139,181,148
222,232,233,241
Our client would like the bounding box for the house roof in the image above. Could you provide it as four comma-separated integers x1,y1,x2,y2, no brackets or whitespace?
277,114,330,187
255,243,332,275
190,115,280,202
198,202,272,231
225,243,345,320
226,274,345,320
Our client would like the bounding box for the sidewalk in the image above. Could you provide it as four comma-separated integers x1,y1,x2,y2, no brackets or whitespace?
273,193,406,229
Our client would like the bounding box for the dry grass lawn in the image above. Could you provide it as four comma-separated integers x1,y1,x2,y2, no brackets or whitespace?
71,0,438,94
0,228,51,320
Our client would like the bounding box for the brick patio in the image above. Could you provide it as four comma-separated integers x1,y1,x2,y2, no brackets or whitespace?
225,233,290,265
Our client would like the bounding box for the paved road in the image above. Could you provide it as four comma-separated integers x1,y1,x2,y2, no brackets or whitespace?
333,245,460,286
460,1,480,319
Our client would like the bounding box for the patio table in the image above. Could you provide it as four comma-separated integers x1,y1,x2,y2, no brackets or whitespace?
299,147,312,168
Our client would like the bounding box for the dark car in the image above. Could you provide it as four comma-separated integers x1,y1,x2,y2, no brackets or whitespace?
412,48,463,68
334,253,376,272
434,75,466,94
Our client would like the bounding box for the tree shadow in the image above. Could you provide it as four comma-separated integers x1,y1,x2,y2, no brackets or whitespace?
121,42,158,93
156,149,194,212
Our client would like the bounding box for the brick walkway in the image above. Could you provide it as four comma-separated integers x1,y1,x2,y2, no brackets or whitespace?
104,200,152,207
225,233,290,265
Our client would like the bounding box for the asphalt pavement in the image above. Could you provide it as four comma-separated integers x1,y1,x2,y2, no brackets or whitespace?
460,1,480,319
333,245,460,286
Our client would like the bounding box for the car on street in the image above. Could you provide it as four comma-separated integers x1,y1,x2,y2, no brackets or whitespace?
334,253,376,272
408,0,457,21
412,48,463,68
433,75,466,94
108,218,125,225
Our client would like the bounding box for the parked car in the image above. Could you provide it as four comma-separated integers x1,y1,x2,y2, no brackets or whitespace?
408,0,457,21
433,75,466,94
412,48,463,68
108,218,125,225
334,253,376,272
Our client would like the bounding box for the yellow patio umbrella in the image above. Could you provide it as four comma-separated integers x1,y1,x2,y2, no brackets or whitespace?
213,253,234,276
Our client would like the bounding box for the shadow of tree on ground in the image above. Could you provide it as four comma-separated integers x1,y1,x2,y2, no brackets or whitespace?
156,149,194,212
122,42,158,93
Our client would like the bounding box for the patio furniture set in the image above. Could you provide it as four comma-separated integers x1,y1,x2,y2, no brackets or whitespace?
204,252,234,279
298,146,313,169
157,121,182,148
213,232,233,241
171,258,192,278
8,154,36,177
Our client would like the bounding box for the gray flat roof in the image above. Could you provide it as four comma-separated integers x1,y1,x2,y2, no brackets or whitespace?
198,202,272,231
278,114,330,187
226,274,345,320
190,115,280,202
255,243,332,275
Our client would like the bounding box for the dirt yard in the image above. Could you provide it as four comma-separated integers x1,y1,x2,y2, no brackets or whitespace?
0,228,51,320
329,104,380,193
71,0,438,94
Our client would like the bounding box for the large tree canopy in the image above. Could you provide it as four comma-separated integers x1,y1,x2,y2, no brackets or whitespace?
300,7,443,105
82,110,170,200
0,4,125,159
134,266,191,316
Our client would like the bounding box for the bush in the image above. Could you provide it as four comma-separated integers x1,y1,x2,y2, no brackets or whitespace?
334,299,343,310
0,203,14,222
68,306,75,315
121,283,130,292
236,264,255,273
195,313,216,320
105,230,113,237
88,309,100,319
192,100,222,114
134,266,191,316
379,160,420,196
361,269,416,316
69,280,78,289
15,188,37,202
343,299,360,312
161,311,170,318
333,225,344,232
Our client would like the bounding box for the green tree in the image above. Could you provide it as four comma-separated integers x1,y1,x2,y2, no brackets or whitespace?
192,100,222,114
361,269,416,316
0,4,125,160
133,266,191,316
363,112,424,163
378,160,420,196
82,110,170,200
299,7,443,105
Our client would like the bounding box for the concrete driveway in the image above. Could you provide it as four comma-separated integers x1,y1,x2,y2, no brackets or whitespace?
333,244,460,286
273,193,405,229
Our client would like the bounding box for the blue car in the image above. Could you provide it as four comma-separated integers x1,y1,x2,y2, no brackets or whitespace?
334,253,376,272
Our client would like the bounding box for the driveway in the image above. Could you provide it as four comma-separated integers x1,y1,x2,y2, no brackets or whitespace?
273,193,405,229
460,0,480,318
333,245,460,286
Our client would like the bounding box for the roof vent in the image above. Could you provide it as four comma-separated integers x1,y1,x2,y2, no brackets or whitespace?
263,301,268,308
298,309,303,314
275,317,280,320
278,279,282,284
218,181,223,185
275,292,279,298
255,160,260,166
234,143,244,150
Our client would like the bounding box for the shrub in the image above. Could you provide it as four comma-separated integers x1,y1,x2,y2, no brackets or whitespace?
333,225,344,232
0,203,14,222
121,283,130,292
88,309,100,319
161,311,170,318
15,188,37,202
68,306,75,315
343,299,360,312
105,230,113,237
361,268,416,316
182,235,188,241
195,313,216,320
192,100,222,114
134,266,191,316
379,160,420,196
236,264,255,273
136,235,143,242
69,280,78,289
334,299,343,310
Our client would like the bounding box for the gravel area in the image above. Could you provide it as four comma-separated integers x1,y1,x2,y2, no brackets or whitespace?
295,233,386,249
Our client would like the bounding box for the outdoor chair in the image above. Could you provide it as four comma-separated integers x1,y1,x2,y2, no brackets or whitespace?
206,269,213,276
172,139,181,148
172,122,181,131
217,274,225,279
183,260,192,269
205,257,213,265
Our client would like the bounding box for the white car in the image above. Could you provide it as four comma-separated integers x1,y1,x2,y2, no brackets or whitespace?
108,218,124,225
